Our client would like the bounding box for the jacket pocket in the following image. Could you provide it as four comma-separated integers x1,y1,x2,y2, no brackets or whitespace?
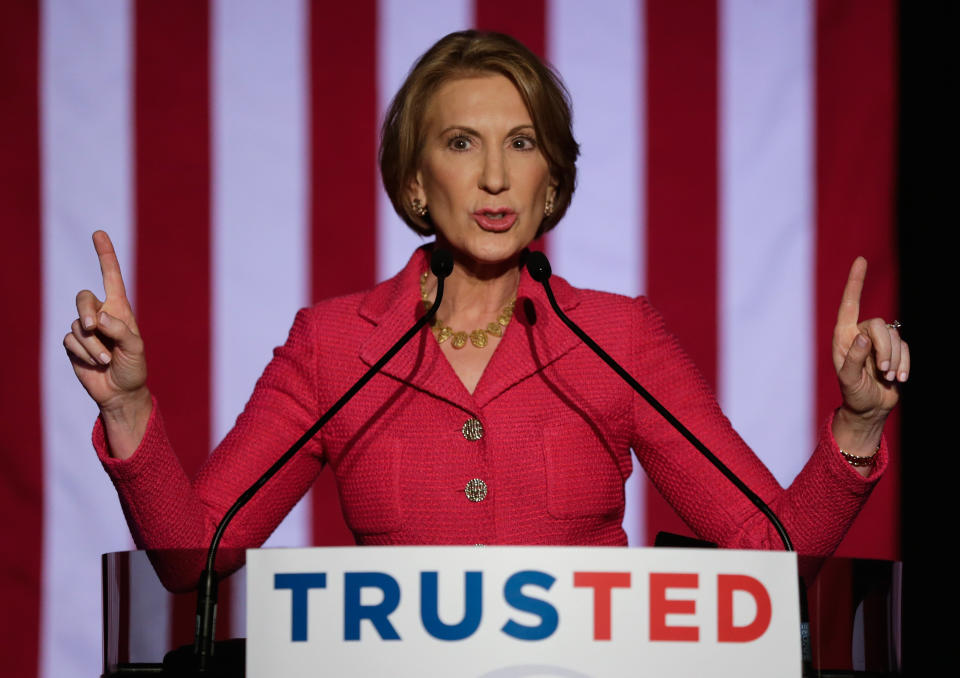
542,419,626,520
328,438,404,536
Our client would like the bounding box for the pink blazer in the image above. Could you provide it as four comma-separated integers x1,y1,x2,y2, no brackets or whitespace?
96,247,884,561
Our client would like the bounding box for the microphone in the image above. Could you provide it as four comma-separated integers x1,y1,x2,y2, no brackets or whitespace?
182,248,454,673
524,251,793,552
525,250,551,282
430,247,454,279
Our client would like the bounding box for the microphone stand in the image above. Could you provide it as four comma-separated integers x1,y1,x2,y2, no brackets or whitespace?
524,251,816,671
160,249,453,676
525,251,792,551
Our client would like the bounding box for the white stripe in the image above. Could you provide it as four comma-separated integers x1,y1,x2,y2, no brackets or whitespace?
40,2,133,676
547,0,645,545
719,0,813,486
211,0,310,544
547,0,644,297
210,0,311,636
375,0,472,281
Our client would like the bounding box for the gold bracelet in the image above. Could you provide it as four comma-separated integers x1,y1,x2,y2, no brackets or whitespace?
839,446,880,467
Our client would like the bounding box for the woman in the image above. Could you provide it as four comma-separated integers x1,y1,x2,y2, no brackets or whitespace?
65,31,906,558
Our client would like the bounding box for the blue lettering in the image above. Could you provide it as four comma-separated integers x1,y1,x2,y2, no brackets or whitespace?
501,570,558,641
344,572,401,641
420,571,483,641
274,572,327,642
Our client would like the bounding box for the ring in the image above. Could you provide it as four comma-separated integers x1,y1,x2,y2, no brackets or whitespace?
886,320,902,330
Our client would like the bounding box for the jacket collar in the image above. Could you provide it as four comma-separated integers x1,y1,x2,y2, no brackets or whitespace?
357,246,582,411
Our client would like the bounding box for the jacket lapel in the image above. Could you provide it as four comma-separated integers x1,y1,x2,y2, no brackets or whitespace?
357,248,475,412
472,267,581,408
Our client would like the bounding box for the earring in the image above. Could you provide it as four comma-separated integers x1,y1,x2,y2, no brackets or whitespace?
412,198,428,218
544,196,555,217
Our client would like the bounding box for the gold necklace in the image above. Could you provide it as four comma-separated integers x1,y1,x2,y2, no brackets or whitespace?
419,271,516,349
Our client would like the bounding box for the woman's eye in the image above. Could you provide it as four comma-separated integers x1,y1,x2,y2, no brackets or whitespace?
448,136,472,151
511,136,536,150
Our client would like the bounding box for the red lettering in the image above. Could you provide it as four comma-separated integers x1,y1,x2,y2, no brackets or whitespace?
573,571,632,640
649,573,699,641
717,574,771,642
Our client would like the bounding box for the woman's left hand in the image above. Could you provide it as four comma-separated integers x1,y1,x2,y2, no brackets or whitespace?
831,257,908,458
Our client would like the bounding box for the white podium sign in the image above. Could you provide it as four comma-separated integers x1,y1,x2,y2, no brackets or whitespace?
247,546,800,677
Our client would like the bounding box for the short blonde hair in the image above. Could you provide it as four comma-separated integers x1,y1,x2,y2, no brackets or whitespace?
380,30,579,237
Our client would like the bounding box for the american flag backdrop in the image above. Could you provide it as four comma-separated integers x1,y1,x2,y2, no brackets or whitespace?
1,0,900,675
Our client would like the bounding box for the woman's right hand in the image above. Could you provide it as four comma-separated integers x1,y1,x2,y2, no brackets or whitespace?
64,231,150,458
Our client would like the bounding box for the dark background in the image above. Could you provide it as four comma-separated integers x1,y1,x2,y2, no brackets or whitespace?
898,1,956,672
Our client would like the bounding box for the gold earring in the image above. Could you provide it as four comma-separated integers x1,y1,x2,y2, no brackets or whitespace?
544,196,555,217
412,198,428,218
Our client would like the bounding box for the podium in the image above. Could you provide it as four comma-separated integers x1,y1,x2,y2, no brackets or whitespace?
102,547,901,677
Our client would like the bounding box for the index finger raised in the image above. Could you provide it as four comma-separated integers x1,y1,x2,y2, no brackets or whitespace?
836,256,867,329
92,230,129,301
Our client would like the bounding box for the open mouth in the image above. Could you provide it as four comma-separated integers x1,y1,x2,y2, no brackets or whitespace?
474,209,517,232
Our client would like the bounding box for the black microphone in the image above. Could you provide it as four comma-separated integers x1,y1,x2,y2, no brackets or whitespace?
524,251,793,552
525,249,552,282
430,246,454,279
181,248,454,674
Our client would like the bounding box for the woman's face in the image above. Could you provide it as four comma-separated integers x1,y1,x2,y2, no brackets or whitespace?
411,73,555,269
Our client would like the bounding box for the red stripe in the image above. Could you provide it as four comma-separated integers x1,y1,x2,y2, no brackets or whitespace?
309,1,378,303
473,0,550,255
133,0,231,643
308,1,378,546
815,0,899,560
643,0,719,544
0,1,42,674
134,0,211,478
474,0,547,59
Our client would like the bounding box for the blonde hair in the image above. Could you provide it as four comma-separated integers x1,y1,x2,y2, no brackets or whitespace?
379,30,579,236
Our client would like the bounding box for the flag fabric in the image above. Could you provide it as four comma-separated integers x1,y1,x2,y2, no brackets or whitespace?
0,0,899,675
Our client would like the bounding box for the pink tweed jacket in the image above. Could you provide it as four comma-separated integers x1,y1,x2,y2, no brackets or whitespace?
95,247,885,557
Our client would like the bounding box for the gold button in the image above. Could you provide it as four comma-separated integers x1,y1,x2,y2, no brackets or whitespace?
462,418,484,441
465,478,488,502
